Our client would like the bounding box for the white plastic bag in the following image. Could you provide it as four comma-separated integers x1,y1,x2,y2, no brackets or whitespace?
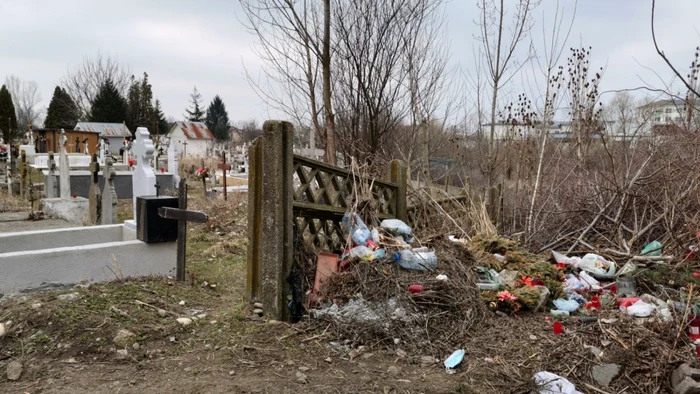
578,272,602,291
533,371,583,394
551,250,570,264
575,254,616,278
553,299,580,312
626,300,655,317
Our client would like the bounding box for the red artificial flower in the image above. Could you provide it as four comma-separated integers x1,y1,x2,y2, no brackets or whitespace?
694,272,700,279
521,275,535,287
498,290,517,302
128,159,135,166
556,263,567,270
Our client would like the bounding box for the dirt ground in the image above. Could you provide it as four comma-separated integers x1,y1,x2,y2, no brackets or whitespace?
0,189,692,393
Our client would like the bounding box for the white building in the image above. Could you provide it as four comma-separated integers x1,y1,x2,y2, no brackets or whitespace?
74,122,132,154
165,121,215,157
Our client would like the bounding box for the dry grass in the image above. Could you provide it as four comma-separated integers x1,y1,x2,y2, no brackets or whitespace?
0,189,30,213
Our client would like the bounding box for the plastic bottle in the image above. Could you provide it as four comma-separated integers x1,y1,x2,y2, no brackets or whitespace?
393,249,437,271
341,213,371,246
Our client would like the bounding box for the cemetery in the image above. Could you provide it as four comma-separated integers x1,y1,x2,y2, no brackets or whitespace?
0,122,697,393
0,128,188,295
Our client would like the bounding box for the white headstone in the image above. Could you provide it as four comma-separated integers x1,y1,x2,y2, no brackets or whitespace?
131,128,156,221
59,129,71,199
167,142,181,188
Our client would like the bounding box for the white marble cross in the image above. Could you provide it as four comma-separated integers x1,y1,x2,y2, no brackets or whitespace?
98,138,106,163
59,129,71,199
131,128,156,221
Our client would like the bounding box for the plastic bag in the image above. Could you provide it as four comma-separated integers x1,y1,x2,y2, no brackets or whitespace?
553,299,580,312
533,371,583,394
380,219,412,236
578,272,602,291
342,213,371,246
551,250,570,264
564,275,587,292
575,254,616,278
641,241,662,257
626,300,655,317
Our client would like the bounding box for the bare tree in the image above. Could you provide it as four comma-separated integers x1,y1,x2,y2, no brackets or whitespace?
567,47,604,159
332,0,447,164
4,76,43,128
477,0,539,187
525,0,575,239
240,0,336,164
61,52,131,121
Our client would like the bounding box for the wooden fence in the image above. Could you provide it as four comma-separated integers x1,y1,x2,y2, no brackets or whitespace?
247,121,408,321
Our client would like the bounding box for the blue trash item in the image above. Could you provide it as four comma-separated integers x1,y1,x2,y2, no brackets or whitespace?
342,213,371,246
444,349,465,374
553,298,580,312
393,249,437,271
374,248,386,260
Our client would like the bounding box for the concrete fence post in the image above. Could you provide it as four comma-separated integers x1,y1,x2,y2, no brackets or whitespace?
247,120,294,322
390,160,407,222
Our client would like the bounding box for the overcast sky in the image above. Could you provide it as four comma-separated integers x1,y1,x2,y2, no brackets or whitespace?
0,0,697,125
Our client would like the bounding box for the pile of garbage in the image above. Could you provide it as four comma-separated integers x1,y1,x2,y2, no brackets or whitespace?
309,212,487,352
469,234,565,314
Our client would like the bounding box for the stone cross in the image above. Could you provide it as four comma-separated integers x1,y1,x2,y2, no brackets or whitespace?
218,152,231,200
19,150,26,200
98,138,106,163
131,127,156,221
83,138,89,155
88,153,102,225
75,137,80,153
123,141,130,165
167,141,180,188
45,152,58,198
59,129,71,199
101,156,118,225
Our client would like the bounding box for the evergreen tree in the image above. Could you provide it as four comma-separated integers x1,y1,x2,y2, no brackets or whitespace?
126,75,141,131
0,85,18,142
151,99,169,135
90,79,128,123
184,86,204,121
140,72,154,127
205,95,230,141
45,86,79,130
126,72,155,132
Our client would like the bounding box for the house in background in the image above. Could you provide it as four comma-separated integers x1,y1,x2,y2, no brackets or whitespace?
74,122,132,154
33,128,100,154
166,121,214,157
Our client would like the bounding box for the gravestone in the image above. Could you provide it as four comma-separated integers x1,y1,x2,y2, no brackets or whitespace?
45,152,58,198
83,138,89,155
218,152,231,200
101,156,118,225
98,138,106,164
167,141,180,188
131,128,156,220
88,154,102,225
59,129,71,198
